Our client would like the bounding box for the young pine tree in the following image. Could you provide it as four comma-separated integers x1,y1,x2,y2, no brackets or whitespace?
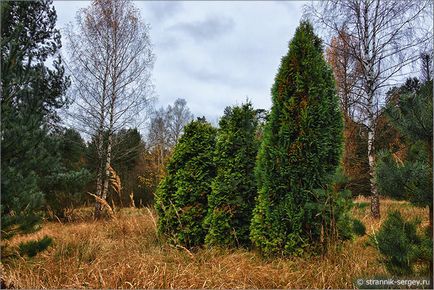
1,0,69,239
376,78,433,280
377,79,432,223
155,118,216,248
204,103,259,247
250,21,343,256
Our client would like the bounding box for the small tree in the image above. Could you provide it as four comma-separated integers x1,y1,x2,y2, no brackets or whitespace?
375,211,431,277
377,78,432,228
250,21,344,256
42,129,92,219
1,0,69,239
376,77,433,281
204,103,259,247
155,118,216,247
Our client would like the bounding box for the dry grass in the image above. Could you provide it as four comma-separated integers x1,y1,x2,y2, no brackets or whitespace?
2,198,429,289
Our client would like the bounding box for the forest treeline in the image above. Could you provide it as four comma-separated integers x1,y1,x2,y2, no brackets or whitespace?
1,0,433,283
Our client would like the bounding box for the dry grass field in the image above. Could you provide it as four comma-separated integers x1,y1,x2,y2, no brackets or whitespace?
1,198,429,289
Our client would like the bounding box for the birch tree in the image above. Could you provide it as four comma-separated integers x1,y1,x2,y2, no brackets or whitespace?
166,98,194,147
146,98,193,184
307,0,433,218
65,0,154,218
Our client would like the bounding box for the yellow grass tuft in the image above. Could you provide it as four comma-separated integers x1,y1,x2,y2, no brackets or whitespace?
108,164,122,197
2,198,429,289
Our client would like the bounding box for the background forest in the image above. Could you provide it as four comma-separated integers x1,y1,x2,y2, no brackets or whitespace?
1,0,433,289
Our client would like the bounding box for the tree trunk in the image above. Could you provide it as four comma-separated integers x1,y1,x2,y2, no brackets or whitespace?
368,127,380,219
102,132,113,204
100,73,117,214
94,170,103,219
94,119,105,219
429,205,433,288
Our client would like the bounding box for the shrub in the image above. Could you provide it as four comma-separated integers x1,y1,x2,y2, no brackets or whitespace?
374,210,431,276
204,103,259,247
18,236,53,257
352,219,366,236
155,118,216,248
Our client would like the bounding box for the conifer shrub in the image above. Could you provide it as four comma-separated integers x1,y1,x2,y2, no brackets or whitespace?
155,118,216,248
375,211,431,276
303,168,354,244
352,219,366,236
250,21,344,256
204,103,259,247
18,236,53,258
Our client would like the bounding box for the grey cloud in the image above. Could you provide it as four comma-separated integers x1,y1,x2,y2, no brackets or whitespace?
182,65,266,91
145,1,183,22
169,16,235,41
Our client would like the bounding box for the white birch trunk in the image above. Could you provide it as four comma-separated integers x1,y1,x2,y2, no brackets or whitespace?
367,128,380,218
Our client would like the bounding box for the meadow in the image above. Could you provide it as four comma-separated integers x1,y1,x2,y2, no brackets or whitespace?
2,198,428,289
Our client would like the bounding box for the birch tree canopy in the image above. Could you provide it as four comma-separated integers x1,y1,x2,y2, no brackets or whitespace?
65,0,155,217
306,0,433,219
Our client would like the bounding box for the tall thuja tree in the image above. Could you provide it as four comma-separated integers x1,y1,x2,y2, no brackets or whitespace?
204,103,259,247
155,118,216,247
1,0,69,239
250,21,343,256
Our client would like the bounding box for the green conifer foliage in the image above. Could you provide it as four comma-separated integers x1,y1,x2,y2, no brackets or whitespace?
155,118,216,247
1,0,69,239
375,79,433,280
376,79,433,226
204,103,259,247
375,211,431,276
250,21,343,256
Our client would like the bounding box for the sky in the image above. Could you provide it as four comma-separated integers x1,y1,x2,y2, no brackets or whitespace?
53,1,307,124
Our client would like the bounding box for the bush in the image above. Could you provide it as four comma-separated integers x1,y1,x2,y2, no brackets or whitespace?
204,103,259,247
374,210,431,276
44,168,92,219
352,219,366,236
376,144,432,208
18,236,53,257
155,118,216,248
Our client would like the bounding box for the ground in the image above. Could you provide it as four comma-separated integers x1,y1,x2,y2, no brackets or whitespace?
1,198,429,289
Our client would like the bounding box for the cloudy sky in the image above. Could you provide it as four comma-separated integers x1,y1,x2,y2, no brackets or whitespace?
54,1,307,124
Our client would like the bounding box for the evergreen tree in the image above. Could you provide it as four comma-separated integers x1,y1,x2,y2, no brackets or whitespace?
155,118,216,247
250,21,344,256
204,103,259,247
42,129,91,219
375,211,432,277
1,0,69,238
375,78,433,281
111,128,147,206
376,79,432,221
